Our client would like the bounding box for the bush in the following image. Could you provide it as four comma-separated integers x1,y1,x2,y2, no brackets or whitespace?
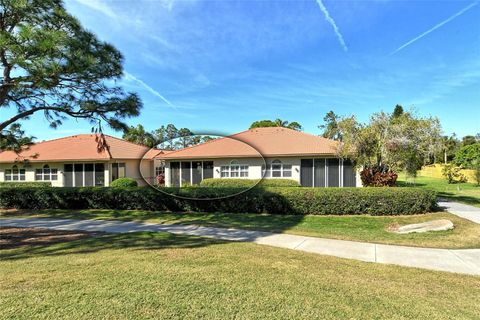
200,178,300,188
0,181,51,188
0,186,436,215
110,178,138,188
442,164,467,184
360,166,397,187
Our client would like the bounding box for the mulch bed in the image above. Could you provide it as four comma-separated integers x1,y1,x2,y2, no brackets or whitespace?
0,227,104,249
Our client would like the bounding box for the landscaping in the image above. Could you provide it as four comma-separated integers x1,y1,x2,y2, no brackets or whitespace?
0,186,437,215
2,209,478,249
1,229,479,319
398,175,480,208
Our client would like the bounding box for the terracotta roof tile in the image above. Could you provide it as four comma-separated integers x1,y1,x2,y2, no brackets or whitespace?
159,127,338,159
0,134,164,162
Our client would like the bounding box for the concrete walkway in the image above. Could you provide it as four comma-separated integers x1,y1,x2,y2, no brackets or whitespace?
438,200,480,224
2,217,479,276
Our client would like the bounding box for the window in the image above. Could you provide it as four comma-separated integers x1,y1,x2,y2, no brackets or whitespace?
5,165,25,181
112,163,126,181
262,160,292,178
155,166,165,177
220,160,249,178
35,165,58,181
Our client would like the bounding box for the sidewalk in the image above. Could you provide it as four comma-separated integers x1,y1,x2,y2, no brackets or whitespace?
2,217,479,276
438,200,480,224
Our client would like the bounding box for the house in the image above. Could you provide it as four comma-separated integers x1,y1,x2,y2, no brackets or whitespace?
0,128,360,187
0,134,166,187
157,127,360,187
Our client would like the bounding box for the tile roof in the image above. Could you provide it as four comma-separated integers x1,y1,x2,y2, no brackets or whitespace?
0,134,164,163
158,127,339,159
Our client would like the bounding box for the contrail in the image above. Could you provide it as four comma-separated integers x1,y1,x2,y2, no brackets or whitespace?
390,2,479,55
315,0,348,52
124,72,177,109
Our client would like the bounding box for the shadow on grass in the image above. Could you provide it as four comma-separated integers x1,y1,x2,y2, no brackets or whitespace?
0,231,228,262
2,209,307,235
438,193,480,207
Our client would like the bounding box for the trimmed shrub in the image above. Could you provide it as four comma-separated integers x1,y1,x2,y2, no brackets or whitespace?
200,178,300,188
0,186,436,215
110,178,138,188
0,181,51,188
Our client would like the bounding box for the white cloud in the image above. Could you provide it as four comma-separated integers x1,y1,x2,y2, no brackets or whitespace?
315,0,348,52
73,0,118,19
390,2,479,55
124,72,177,109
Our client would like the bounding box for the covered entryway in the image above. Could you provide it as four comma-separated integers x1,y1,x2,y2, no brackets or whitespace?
300,158,356,187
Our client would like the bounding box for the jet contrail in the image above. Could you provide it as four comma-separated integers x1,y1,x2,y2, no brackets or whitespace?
390,2,479,55
124,72,177,109
315,0,348,52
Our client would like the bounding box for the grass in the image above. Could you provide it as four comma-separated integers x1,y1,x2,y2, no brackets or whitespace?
1,231,479,319
2,208,479,249
397,175,480,207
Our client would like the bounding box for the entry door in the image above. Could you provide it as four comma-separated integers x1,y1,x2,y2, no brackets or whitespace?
300,159,313,187
64,164,73,187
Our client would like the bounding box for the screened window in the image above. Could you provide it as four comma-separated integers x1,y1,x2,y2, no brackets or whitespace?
112,163,126,181
35,165,58,181
220,160,249,178
262,160,292,178
5,165,25,181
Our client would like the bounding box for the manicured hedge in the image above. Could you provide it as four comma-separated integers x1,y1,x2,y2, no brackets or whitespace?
0,186,437,215
0,182,51,188
110,177,138,187
200,178,300,188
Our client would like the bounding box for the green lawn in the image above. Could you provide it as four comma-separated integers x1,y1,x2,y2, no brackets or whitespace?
397,175,480,207
1,231,479,319
3,209,479,249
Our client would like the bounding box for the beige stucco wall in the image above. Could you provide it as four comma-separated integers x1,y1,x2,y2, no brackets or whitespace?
163,156,362,187
0,160,154,187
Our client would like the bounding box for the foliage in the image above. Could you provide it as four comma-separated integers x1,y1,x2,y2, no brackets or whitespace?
0,181,51,188
474,162,480,187
0,0,142,146
110,178,138,187
441,164,467,184
318,111,341,140
392,105,404,119
437,134,461,164
200,178,300,188
335,107,442,178
453,143,480,169
360,166,398,187
0,124,34,152
461,135,478,147
250,119,302,131
122,125,156,147
0,186,436,215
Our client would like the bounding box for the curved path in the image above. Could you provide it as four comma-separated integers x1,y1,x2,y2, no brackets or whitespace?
2,216,479,276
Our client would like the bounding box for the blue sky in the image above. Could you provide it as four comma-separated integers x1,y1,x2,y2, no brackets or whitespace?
14,0,480,140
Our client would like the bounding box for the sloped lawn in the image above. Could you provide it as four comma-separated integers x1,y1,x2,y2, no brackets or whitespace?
1,230,479,319
397,175,480,207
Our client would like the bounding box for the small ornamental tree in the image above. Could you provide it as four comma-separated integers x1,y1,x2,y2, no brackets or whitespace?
334,107,442,186
0,0,142,149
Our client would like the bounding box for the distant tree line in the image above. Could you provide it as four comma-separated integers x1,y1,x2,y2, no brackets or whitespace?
122,124,215,150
